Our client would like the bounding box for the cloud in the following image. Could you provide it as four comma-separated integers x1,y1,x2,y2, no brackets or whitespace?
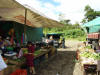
16,0,100,24
16,0,59,21
53,0,100,23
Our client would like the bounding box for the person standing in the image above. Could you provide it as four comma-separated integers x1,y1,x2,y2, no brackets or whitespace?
61,37,65,48
24,42,36,75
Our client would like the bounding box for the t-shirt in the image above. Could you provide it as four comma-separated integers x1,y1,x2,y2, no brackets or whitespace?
0,54,7,71
28,45,35,53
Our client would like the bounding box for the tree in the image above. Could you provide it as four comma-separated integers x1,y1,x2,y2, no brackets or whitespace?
59,13,71,25
84,5,100,22
60,19,71,25
74,22,80,28
81,19,87,24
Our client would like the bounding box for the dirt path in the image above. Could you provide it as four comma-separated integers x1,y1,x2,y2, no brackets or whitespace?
37,40,83,75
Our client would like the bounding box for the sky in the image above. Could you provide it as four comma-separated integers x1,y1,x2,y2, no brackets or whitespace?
16,0,100,24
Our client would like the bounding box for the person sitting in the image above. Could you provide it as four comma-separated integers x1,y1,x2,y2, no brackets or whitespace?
4,37,11,46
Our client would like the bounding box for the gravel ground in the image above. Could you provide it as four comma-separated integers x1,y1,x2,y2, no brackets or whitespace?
36,40,83,75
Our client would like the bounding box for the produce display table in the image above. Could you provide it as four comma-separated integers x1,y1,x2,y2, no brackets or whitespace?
34,49,50,59
34,47,57,66
1,46,57,75
79,56,97,75
77,47,100,75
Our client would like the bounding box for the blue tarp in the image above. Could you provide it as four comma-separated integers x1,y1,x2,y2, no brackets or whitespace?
82,17,100,27
81,17,100,33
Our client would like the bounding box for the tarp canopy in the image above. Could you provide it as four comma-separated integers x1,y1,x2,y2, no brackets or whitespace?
81,17,100,33
82,17,100,27
0,0,63,28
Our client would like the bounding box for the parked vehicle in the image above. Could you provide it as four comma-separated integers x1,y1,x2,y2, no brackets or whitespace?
81,17,100,50
86,33,99,50
46,33,64,48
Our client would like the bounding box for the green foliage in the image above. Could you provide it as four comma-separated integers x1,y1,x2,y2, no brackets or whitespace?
34,50,42,56
43,25,86,41
64,29,85,38
60,20,71,25
83,5,100,22
43,12,87,41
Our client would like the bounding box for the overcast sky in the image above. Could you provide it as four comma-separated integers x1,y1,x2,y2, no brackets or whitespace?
16,0,100,24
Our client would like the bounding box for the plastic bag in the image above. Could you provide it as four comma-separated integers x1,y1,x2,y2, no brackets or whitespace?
0,54,7,71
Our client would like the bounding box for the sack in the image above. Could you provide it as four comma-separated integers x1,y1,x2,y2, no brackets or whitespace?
10,69,27,75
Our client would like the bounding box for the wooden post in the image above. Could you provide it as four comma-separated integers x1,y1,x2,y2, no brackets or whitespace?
24,9,27,42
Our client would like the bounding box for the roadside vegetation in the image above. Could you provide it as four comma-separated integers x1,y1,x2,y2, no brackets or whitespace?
43,5,100,41
43,25,86,41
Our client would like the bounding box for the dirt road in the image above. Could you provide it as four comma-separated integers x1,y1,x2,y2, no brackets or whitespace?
37,40,83,75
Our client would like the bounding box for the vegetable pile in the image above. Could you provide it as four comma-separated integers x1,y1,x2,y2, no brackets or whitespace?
34,50,42,56
80,51,100,60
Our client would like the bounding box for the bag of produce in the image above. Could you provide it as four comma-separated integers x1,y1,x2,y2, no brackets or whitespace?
34,50,41,56
10,69,27,75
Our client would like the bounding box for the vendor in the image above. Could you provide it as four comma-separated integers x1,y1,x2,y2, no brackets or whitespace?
24,42,36,75
0,53,7,75
4,37,11,46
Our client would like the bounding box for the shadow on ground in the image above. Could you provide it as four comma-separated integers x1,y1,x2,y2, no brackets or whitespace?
36,51,76,75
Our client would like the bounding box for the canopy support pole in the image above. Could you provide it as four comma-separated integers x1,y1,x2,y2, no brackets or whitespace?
24,8,27,42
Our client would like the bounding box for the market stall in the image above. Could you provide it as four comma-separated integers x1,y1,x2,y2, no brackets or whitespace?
77,44,100,75
0,20,57,75
0,0,63,75
1,46,57,75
